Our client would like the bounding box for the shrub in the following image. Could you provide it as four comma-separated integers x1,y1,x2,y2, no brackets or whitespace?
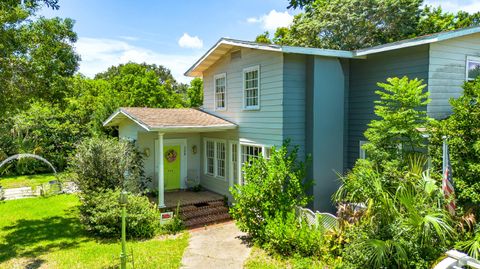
229,141,311,241
429,79,480,210
263,211,324,257
336,161,455,268
79,189,159,239
70,137,144,194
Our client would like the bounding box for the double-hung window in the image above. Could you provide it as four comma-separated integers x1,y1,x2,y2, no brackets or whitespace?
240,143,270,184
205,140,215,175
466,56,480,81
214,73,226,110
204,138,226,179
243,66,260,110
230,142,239,186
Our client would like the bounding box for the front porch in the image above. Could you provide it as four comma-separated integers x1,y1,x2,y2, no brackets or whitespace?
103,107,238,211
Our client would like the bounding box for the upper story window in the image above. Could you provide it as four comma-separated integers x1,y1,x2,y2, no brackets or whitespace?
243,66,260,110
214,73,226,110
467,56,480,81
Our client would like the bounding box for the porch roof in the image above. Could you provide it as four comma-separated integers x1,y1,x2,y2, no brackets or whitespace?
103,107,237,132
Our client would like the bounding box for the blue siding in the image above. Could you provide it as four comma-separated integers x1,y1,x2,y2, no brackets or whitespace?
283,54,307,157
428,33,480,119
347,45,430,168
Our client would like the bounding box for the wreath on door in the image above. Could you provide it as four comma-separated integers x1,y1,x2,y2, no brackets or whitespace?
165,149,177,163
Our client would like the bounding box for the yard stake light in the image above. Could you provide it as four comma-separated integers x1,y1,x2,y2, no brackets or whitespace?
119,191,128,269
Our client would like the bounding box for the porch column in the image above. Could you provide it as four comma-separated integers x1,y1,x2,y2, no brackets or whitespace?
158,132,165,208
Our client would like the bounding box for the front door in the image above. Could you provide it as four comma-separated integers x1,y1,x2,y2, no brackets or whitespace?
163,145,181,190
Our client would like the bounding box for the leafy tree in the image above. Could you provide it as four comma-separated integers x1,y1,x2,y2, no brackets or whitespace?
254,31,272,44
1,102,88,175
279,0,424,50
417,6,480,36
277,0,480,50
0,0,79,115
187,78,203,108
363,77,431,165
429,79,480,209
94,62,186,108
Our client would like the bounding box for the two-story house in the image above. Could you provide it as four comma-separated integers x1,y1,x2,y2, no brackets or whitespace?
104,26,480,212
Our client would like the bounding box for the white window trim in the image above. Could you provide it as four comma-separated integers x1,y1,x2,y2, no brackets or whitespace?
242,65,260,111
214,73,227,111
204,138,227,180
359,140,367,159
466,56,480,81
228,140,240,187
239,142,272,185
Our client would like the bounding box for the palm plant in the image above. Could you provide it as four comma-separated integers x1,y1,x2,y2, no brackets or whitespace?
336,156,456,268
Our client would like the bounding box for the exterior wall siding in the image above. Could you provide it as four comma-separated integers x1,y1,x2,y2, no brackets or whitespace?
428,33,480,119
347,45,430,168
283,54,307,158
202,48,284,147
306,56,346,212
199,130,239,198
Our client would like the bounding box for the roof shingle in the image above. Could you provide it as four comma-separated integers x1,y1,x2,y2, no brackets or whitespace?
107,107,236,130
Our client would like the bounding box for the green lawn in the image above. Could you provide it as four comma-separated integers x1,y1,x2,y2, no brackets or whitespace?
244,246,326,269
0,173,61,189
0,194,189,269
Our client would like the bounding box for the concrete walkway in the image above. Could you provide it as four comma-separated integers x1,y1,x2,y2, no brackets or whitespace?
181,221,251,269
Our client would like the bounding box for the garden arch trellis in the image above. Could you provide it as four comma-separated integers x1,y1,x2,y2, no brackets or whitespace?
0,154,57,174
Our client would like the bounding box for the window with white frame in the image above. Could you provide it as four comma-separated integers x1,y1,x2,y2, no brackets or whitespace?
230,142,239,184
214,73,226,109
205,140,215,175
466,56,480,81
204,138,226,179
359,140,367,159
243,66,259,110
216,142,226,177
240,143,270,184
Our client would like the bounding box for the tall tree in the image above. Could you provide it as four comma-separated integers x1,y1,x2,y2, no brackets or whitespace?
94,62,186,108
0,0,79,115
187,78,203,108
274,0,480,50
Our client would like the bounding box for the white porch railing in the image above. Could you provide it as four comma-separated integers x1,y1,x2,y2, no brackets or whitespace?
295,206,339,230
434,250,480,269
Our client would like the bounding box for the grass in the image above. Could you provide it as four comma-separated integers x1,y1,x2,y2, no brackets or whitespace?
0,173,61,189
244,246,326,269
0,194,189,269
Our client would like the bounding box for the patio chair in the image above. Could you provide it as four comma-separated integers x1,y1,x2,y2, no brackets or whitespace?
316,212,339,230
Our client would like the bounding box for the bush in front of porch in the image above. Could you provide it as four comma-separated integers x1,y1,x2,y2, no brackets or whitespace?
70,137,161,239
230,141,324,257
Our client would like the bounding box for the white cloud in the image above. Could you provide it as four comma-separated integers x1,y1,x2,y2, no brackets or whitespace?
424,0,480,13
247,10,294,32
178,33,204,49
75,37,200,83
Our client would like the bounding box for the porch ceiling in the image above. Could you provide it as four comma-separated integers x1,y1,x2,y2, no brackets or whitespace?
103,107,237,133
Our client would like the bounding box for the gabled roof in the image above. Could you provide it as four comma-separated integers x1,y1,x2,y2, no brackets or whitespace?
184,38,359,77
103,107,237,132
355,25,480,56
185,26,480,77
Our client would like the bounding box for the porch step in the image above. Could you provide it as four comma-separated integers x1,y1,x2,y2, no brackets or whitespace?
177,200,225,213
183,212,232,228
174,199,231,228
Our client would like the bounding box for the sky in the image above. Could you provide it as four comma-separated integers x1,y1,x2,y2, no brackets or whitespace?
40,0,480,83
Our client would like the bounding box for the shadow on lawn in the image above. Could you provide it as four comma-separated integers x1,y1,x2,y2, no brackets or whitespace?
0,212,88,263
